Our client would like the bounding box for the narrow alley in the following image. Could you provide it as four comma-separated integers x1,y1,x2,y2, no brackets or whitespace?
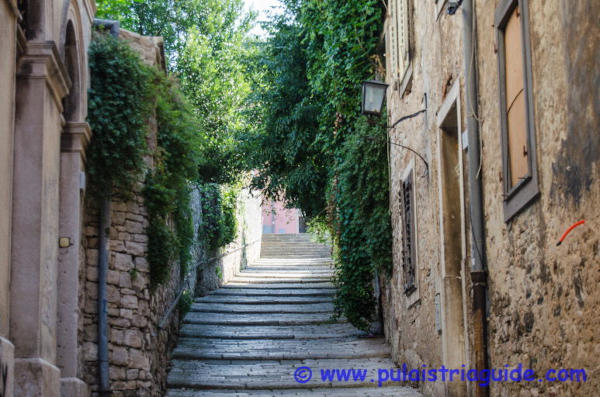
166,234,421,396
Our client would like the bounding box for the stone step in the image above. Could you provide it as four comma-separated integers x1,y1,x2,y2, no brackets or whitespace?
222,283,334,290
166,386,421,397
190,302,334,314
167,357,409,390
194,295,333,305
232,271,332,276
253,258,332,262
183,312,340,326
171,337,391,361
211,288,335,297
226,278,332,285
179,323,361,340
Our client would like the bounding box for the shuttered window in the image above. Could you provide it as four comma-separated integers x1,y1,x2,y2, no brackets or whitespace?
495,0,539,222
504,6,528,187
392,0,410,79
401,169,416,295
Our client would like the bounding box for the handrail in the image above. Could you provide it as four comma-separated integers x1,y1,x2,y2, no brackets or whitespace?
158,238,261,329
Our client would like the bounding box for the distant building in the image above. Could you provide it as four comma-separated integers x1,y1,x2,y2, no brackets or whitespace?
262,200,305,234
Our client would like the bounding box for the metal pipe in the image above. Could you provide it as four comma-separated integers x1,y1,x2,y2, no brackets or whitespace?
461,0,489,396
97,196,111,396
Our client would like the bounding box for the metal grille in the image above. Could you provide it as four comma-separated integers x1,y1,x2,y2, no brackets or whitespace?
401,170,416,295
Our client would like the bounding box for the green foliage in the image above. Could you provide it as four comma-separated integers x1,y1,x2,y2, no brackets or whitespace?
307,215,332,246
144,72,199,287
247,0,391,330
86,32,152,199
241,10,328,218
178,289,193,317
197,184,239,252
96,0,257,184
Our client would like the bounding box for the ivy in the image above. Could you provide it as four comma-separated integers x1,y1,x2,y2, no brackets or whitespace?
144,72,199,287
197,183,239,252
86,32,152,199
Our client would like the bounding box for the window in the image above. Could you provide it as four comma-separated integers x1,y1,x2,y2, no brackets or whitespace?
400,168,416,295
391,0,410,80
495,0,539,222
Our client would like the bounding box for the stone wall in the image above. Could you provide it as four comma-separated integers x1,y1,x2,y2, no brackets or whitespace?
382,1,599,396
382,2,467,396
78,29,181,397
194,187,263,297
80,189,181,397
475,1,599,395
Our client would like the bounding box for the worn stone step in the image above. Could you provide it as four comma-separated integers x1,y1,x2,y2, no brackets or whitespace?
172,337,391,361
167,357,407,390
222,283,334,290
211,288,335,297
194,295,333,305
226,278,332,285
190,302,334,314
183,312,340,326
166,386,421,397
240,269,332,274
233,272,333,279
179,323,360,340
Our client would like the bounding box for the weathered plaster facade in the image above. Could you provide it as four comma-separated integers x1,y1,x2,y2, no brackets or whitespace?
383,1,599,396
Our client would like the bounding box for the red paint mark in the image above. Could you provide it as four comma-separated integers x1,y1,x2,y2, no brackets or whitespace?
556,220,585,246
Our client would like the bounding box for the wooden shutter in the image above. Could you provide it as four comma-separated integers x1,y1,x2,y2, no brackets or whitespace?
504,6,529,187
395,0,409,78
401,170,416,295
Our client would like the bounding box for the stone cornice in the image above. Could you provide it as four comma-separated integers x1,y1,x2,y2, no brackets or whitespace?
17,41,72,112
61,122,92,160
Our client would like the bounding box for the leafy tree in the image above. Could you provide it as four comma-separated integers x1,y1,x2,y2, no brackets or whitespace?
246,0,392,330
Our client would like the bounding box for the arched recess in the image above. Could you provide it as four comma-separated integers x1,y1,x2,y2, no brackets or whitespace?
63,21,81,122
57,8,91,395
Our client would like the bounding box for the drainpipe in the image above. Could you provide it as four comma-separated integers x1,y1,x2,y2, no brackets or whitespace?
91,19,120,397
462,1,489,396
97,196,111,397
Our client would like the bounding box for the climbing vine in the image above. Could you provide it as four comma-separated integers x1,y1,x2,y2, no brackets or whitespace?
86,31,152,199
197,183,239,252
144,71,199,287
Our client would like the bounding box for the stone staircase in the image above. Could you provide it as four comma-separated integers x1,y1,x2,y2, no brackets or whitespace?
166,234,421,396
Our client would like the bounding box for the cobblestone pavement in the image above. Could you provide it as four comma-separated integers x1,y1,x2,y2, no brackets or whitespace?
167,235,422,396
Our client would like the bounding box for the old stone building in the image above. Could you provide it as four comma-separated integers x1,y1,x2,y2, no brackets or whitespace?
382,0,598,396
1,0,95,395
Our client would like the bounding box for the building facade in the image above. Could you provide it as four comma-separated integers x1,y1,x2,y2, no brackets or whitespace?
382,0,598,396
0,2,193,396
1,0,95,395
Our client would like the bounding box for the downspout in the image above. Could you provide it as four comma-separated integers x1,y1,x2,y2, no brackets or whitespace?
97,196,111,397
461,1,489,396
92,19,120,397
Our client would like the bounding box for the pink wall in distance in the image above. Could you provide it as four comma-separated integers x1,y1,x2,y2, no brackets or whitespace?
262,200,300,234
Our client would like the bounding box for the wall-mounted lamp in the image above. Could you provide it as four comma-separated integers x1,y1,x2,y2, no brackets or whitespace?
361,80,388,116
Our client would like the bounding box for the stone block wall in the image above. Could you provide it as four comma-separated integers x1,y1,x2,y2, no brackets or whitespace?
77,29,181,397
80,187,181,397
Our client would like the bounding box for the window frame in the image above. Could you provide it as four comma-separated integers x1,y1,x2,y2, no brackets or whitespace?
399,163,418,303
495,0,539,222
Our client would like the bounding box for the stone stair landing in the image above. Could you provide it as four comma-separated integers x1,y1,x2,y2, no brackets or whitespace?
166,233,421,397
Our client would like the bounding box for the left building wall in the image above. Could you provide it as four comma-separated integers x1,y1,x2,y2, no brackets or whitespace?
2,0,95,395
0,0,18,394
